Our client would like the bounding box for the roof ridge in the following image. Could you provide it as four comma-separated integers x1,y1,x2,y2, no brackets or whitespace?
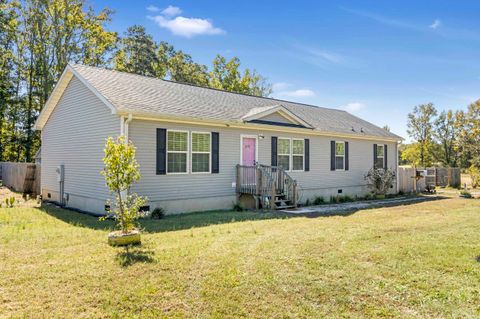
69,63,346,113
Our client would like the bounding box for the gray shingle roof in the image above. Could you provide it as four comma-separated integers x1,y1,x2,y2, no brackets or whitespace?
71,64,401,140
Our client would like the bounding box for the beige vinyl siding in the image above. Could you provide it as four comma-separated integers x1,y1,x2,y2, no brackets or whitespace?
41,76,119,213
129,120,398,205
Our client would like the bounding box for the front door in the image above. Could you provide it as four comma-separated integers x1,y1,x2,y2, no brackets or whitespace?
242,137,257,166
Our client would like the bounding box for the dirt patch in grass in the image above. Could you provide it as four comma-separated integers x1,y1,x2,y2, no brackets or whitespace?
0,186,38,208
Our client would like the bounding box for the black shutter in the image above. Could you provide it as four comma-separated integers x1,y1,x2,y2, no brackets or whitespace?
384,144,388,169
271,137,277,166
156,128,166,175
345,142,349,171
373,144,378,168
212,132,219,173
305,139,310,171
330,141,335,171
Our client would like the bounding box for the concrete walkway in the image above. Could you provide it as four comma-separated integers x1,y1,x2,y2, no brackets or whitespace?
280,196,441,215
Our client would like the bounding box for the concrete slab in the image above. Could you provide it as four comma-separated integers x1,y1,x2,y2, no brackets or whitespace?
280,196,441,215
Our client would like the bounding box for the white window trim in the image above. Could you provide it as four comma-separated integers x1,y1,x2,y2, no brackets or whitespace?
335,141,345,171
291,138,305,172
239,134,259,165
277,137,305,172
376,144,385,169
191,131,212,174
166,130,189,175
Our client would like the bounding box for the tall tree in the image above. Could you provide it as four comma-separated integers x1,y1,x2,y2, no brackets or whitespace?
0,0,17,161
3,0,116,162
406,103,438,167
434,110,458,167
209,55,272,97
114,25,158,77
460,100,480,167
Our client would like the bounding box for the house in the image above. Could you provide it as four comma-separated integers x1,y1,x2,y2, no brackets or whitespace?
34,64,402,214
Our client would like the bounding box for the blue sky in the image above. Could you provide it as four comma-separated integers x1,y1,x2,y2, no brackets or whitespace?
92,0,480,139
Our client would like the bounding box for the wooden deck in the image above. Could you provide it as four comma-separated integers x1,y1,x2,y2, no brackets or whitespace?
236,164,298,210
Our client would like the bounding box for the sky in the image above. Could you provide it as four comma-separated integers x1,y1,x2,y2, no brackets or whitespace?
91,0,480,139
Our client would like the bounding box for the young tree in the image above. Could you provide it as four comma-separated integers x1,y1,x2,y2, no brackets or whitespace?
406,103,437,167
101,136,147,234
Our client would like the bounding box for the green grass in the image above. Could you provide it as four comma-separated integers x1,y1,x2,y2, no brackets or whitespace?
1,199,480,318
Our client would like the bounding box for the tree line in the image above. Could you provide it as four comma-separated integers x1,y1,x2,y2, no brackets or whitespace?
0,0,272,163
401,101,480,172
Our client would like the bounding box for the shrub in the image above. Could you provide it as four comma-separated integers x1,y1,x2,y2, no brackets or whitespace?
304,199,311,207
233,203,243,212
364,167,396,195
339,195,354,203
468,165,480,189
460,190,473,198
313,196,324,205
151,207,165,219
101,136,147,234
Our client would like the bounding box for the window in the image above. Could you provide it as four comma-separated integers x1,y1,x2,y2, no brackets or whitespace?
376,144,384,169
277,138,305,171
167,131,188,173
191,132,211,173
277,138,290,170
292,139,304,171
335,141,345,170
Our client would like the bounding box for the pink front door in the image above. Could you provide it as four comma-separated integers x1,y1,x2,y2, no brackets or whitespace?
242,137,256,166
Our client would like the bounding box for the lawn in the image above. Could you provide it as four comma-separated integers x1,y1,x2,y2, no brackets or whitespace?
1,199,480,318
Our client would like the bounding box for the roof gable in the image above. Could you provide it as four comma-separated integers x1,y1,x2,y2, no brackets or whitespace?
34,65,117,130
241,105,313,128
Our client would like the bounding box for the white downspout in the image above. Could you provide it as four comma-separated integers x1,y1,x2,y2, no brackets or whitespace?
120,114,133,201
396,141,400,193
124,113,133,143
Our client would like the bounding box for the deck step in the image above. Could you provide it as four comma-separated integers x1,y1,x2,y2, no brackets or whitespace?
275,205,295,210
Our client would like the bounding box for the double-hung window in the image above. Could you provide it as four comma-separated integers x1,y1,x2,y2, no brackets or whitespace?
376,144,384,169
167,131,188,173
277,138,305,171
292,139,304,171
335,141,345,170
277,138,291,171
191,132,211,173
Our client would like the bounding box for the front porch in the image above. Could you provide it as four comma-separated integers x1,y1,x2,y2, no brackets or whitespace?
235,164,298,210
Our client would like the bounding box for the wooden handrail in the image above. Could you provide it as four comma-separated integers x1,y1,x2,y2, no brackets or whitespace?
236,164,298,209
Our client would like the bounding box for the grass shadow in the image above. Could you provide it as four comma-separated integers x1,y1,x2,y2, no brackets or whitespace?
39,203,293,233
115,246,156,267
39,196,449,233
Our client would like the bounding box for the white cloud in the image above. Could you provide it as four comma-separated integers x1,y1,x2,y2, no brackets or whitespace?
340,102,366,113
148,6,225,38
162,5,182,17
272,82,291,91
277,89,316,98
146,5,160,12
429,19,441,29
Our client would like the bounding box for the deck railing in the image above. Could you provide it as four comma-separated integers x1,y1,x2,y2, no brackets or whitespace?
236,164,297,209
